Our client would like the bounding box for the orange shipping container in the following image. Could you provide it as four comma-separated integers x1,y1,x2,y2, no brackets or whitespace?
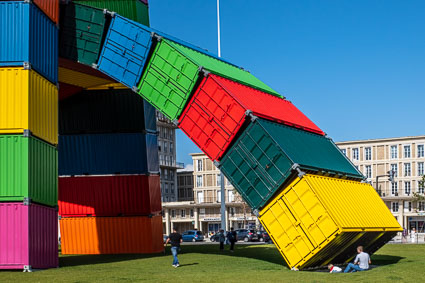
60,215,163,254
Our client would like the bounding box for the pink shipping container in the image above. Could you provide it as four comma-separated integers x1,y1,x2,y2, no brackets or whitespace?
0,202,58,271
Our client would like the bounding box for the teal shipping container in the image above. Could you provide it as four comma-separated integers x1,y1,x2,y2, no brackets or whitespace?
217,118,363,210
137,38,281,120
0,135,58,207
59,2,108,66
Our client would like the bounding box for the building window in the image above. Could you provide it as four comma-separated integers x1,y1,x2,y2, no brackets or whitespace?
228,190,235,202
352,148,359,161
171,184,174,194
418,162,424,176
404,163,411,176
391,164,398,177
419,202,425,212
404,201,412,212
217,190,221,202
170,156,174,166
418,144,424,158
196,175,203,187
158,141,162,152
170,142,174,153
391,145,398,159
190,209,194,217
164,141,168,153
391,202,399,212
159,155,164,165
164,169,168,180
171,210,176,218
391,182,398,196
404,145,411,158
165,183,169,194
405,181,411,195
181,209,186,218
230,207,235,217
217,174,222,186
170,170,175,180
197,160,203,172
197,191,204,203
365,165,372,178
341,148,347,156
365,147,372,161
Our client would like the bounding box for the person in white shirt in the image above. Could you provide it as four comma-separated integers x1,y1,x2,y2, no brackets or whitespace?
344,246,371,273
328,264,342,273
411,228,416,243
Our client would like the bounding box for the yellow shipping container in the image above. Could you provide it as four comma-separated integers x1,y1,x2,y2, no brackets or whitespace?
59,67,116,89
0,68,58,145
259,174,402,270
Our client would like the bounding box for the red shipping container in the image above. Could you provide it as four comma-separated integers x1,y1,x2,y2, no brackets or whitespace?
178,74,324,161
58,175,161,217
0,202,58,271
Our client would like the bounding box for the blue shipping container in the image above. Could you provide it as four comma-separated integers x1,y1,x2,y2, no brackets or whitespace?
58,133,159,176
0,1,58,84
97,14,238,89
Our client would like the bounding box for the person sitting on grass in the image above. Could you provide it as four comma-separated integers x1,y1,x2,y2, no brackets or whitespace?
328,264,342,273
344,246,371,273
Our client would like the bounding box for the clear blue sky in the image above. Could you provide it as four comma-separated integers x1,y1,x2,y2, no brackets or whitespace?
149,0,425,166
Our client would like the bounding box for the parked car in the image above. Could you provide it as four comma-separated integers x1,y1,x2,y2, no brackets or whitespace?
210,231,230,242
257,231,271,243
182,230,204,242
236,229,258,242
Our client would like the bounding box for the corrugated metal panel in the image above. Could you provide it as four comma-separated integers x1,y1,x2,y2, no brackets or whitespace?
259,175,402,270
0,2,58,84
219,118,363,210
58,175,161,216
96,14,153,89
0,135,58,207
0,203,58,270
7,0,60,24
59,57,112,79
58,133,159,176
137,39,280,120
0,68,58,145
178,74,324,161
60,215,163,254
59,89,156,134
75,0,149,25
59,2,107,66
59,67,116,88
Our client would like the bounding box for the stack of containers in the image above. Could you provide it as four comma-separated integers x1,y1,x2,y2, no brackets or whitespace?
0,1,59,271
92,11,402,268
57,0,163,255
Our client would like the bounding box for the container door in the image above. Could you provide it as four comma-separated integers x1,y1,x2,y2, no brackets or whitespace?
137,40,199,120
283,179,339,249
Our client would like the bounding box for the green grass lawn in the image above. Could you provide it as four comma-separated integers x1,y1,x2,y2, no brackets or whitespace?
0,244,423,283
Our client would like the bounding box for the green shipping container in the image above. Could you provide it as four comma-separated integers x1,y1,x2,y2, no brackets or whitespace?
59,2,107,66
74,0,149,26
218,118,363,210
0,135,58,207
137,39,281,120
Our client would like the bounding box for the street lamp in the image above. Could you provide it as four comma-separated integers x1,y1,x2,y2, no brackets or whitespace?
375,170,396,196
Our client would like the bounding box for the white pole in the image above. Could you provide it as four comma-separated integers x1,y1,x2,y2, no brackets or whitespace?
217,0,221,57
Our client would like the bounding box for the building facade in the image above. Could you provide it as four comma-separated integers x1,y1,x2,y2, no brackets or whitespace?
162,153,258,235
336,136,425,233
156,111,179,202
177,165,194,202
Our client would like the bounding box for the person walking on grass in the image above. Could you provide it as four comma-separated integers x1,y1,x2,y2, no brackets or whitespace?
227,227,237,252
344,246,371,273
165,228,183,268
218,229,225,251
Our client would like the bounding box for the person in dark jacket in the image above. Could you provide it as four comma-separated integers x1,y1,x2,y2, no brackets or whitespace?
227,227,237,252
165,228,183,268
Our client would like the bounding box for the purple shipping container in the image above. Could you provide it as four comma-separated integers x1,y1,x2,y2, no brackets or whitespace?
0,202,58,271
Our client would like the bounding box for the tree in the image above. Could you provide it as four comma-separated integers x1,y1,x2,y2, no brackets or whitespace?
413,174,425,201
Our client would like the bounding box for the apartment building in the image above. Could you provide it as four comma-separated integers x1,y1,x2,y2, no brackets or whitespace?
336,136,425,233
162,153,258,235
177,165,194,202
157,111,179,202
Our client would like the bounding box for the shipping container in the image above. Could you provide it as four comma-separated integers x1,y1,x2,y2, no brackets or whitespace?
58,133,159,176
0,68,58,145
58,175,161,217
0,202,58,271
74,0,149,25
137,39,280,120
59,89,156,134
58,67,116,88
0,135,58,207
0,1,58,84
259,174,402,270
218,118,363,210
59,2,107,66
59,82,84,101
59,57,113,79
60,215,163,254
96,14,153,89
8,0,59,24
179,74,324,161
